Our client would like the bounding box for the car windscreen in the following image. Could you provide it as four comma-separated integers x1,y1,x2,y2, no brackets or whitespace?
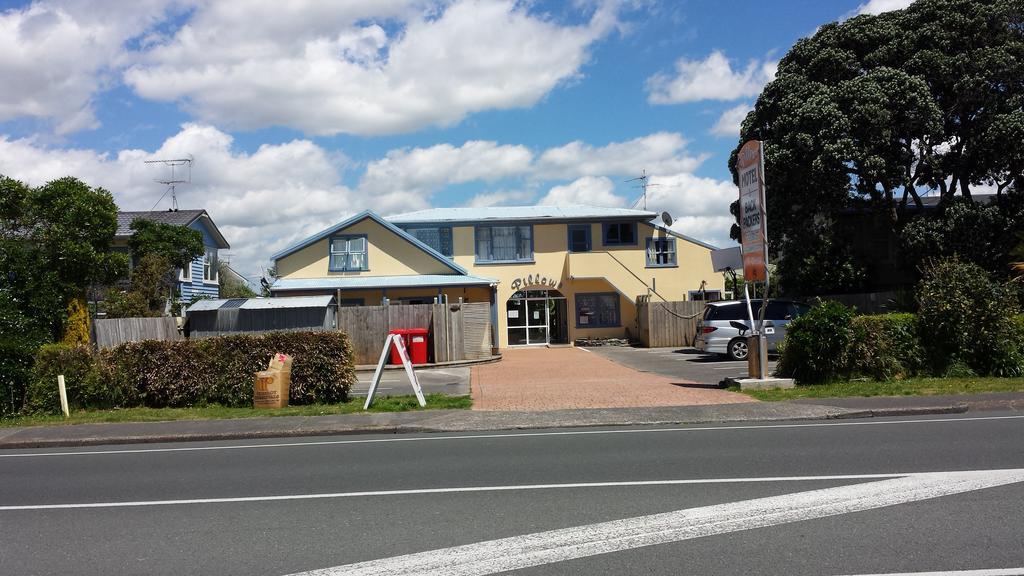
706,302,760,321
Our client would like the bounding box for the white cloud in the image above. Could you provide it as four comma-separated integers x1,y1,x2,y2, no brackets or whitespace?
646,50,776,104
467,189,536,207
538,176,624,207
361,141,533,196
123,0,620,136
644,172,737,247
534,132,706,180
0,0,174,133
709,103,751,138
856,0,915,15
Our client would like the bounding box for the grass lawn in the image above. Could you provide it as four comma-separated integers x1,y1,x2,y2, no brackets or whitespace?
0,394,472,428
733,377,1024,401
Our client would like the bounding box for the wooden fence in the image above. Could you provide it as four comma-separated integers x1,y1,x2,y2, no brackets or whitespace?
339,302,493,365
93,317,182,349
635,299,706,348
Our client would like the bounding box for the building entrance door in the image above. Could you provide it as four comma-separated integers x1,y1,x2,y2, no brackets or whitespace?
506,290,567,346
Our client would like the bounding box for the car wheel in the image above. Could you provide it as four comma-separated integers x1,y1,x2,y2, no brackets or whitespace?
727,338,749,361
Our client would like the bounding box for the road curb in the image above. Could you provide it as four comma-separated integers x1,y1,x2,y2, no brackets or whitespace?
0,403,978,450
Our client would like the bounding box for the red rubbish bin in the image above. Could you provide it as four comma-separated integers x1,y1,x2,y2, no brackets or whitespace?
406,328,429,365
388,328,409,364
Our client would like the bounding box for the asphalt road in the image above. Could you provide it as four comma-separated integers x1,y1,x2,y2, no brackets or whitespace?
585,345,778,385
2,412,1024,575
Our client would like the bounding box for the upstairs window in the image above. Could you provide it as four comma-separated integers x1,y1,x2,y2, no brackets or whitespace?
329,235,368,271
475,225,533,263
646,237,677,267
203,249,218,281
405,226,453,257
602,222,636,246
567,224,591,252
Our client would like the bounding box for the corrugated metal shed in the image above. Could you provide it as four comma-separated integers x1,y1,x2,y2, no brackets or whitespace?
387,205,657,224
187,296,335,312
270,275,498,292
185,296,336,338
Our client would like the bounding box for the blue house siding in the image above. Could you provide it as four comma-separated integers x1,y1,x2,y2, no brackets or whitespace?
176,220,221,302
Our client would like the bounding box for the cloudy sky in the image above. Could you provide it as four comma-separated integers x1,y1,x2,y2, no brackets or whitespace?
0,0,912,279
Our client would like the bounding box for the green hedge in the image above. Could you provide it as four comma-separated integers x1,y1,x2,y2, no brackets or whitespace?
847,313,923,380
777,303,926,384
25,331,356,414
917,258,1023,377
775,300,854,384
24,344,131,413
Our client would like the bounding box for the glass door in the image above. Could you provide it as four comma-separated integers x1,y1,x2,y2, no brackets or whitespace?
506,290,568,346
525,299,548,344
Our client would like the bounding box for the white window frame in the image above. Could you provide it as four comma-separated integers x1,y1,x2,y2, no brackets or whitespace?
329,235,369,271
203,249,218,282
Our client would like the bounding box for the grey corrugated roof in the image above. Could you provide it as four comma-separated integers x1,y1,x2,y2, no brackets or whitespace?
117,210,230,249
186,295,335,312
270,274,498,292
387,205,658,224
116,210,205,236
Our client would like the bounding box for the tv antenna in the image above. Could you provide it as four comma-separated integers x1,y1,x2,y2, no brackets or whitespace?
145,156,192,211
626,169,660,210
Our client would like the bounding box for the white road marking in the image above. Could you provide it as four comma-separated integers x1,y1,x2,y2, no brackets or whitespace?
835,565,1024,569
282,469,1024,576
3,414,1023,458
0,472,904,510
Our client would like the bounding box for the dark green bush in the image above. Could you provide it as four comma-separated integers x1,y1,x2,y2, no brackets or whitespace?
24,344,130,414
776,300,854,384
848,313,923,380
0,291,49,416
917,258,1023,376
104,331,356,408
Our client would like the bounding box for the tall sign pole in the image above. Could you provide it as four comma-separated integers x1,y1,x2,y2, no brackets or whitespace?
736,140,770,379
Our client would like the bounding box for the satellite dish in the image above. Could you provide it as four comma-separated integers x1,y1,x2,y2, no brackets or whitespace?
661,211,673,227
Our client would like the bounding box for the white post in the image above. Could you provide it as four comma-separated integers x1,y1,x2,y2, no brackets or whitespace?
57,375,69,418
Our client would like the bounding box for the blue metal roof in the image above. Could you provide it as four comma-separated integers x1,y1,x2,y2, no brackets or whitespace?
269,210,468,275
270,274,499,292
387,205,658,224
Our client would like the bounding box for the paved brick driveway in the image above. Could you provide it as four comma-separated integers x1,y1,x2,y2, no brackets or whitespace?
471,347,756,411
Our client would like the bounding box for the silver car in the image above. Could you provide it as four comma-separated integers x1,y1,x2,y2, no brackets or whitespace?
694,299,810,361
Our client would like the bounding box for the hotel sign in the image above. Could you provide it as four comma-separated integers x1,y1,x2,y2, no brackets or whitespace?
736,140,768,282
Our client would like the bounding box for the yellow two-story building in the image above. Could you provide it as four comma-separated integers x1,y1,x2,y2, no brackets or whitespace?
269,205,724,348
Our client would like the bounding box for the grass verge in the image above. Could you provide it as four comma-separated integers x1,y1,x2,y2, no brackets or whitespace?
732,377,1024,401
0,394,472,428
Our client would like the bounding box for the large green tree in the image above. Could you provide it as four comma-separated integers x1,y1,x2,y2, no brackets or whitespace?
0,175,127,338
731,0,1024,295
0,175,127,413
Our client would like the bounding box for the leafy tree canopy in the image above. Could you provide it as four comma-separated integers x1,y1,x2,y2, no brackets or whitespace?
732,0,1024,294
0,175,128,337
128,218,204,271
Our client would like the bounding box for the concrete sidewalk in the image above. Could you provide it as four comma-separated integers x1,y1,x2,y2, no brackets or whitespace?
1,392,1022,449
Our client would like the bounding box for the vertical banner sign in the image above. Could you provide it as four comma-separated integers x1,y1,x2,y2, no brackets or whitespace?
737,140,768,282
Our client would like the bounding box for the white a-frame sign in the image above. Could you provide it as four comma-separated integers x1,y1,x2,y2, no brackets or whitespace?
364,334,427,409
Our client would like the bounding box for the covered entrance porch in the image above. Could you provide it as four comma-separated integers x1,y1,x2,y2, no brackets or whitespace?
505,289,569,346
